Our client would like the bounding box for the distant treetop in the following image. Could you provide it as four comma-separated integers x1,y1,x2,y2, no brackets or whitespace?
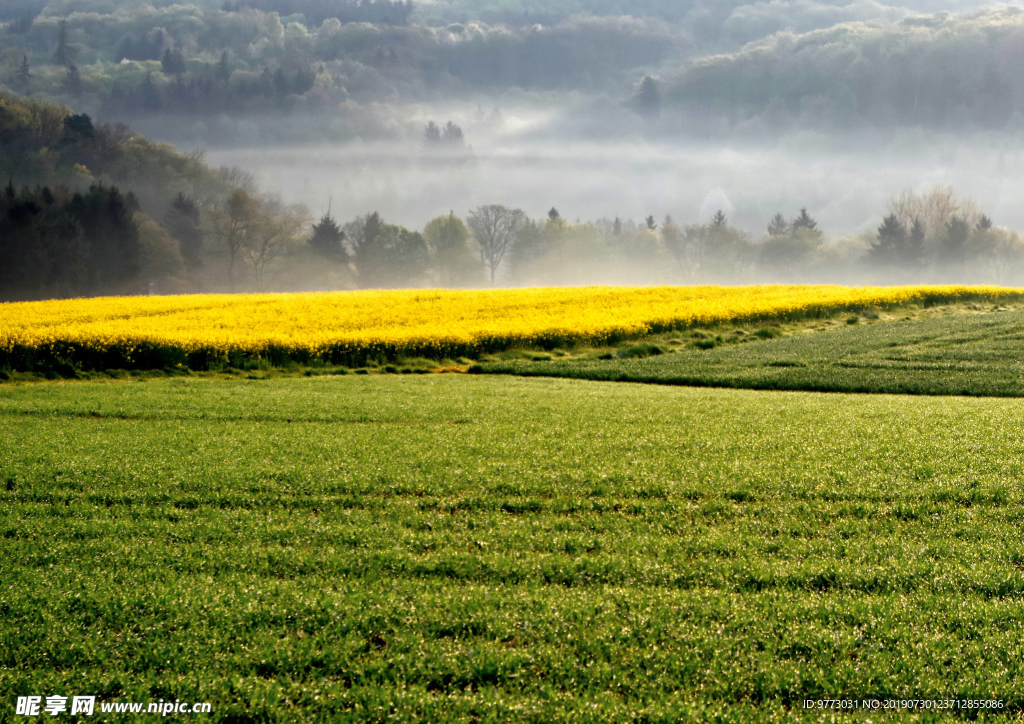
220,0,413,26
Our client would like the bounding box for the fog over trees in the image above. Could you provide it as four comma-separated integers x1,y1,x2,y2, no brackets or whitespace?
3,0,1024,299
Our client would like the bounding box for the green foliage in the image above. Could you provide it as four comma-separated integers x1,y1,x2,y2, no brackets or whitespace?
53,19,75,67
0,183,142,300
678,215,752,281
755,212,824,280
0,91,318,299
615,342,663,358
4,375,1024,718
941,216,972,267
0,93,236,217
509,217,624,286
222,0,413,26
308,210,347,261
482,307,1024,397
422,212,478,287
352,212,430,289
665,8,1024,131
164,193,203,268
0,4,677,135
766,212,788,237
869,213,907,265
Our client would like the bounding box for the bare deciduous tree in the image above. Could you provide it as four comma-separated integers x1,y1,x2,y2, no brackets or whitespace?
206,188,255,290
467,204,525,285
888,186,983,244
242,199,306,291
24,98,68,146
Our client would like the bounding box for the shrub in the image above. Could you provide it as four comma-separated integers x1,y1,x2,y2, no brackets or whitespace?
616,343,664,359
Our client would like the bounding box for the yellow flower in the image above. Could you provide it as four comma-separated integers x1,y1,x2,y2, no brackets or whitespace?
1,285,1019,365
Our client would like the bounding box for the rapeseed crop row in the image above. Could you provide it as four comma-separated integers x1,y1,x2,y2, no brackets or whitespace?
1,285,1021,371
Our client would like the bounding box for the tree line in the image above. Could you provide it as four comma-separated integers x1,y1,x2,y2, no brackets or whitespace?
297,188,1024,289
6,178,1024,301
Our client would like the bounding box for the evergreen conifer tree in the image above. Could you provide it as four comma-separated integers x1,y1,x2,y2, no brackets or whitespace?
903,218,926,267
309,211,346,260
140,72,162,110
54,19,74,67
442,121,464,146
792,208,817,231
65,63,82,95
15,55,31,91
216,51,230,82
941,216,970,266
767,212,788,236
869,214,906,263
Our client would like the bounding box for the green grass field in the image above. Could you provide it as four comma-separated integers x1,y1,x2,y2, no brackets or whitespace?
478,306,1024,397
3,374,1024,721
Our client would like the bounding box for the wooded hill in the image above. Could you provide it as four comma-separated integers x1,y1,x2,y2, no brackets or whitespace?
0,92,318,300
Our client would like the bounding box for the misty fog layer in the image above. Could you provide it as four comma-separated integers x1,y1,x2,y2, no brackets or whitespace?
204,121,1024,239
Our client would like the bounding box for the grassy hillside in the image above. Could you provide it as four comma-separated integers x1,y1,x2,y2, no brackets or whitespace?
2,374,1023,720
478,305,1024,397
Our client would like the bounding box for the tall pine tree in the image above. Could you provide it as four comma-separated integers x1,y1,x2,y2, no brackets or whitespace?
767,213,788,237
15,55,31,91
308,210,346,260
792,208,817,232
869,214,906,264
54,19,74,66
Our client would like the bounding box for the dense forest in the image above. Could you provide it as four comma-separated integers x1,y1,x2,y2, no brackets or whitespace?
663,8,1024,132
1,0,1021,144
0,0,681,146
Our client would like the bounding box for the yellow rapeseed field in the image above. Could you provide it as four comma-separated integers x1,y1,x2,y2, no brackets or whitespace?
1,285,1021,370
